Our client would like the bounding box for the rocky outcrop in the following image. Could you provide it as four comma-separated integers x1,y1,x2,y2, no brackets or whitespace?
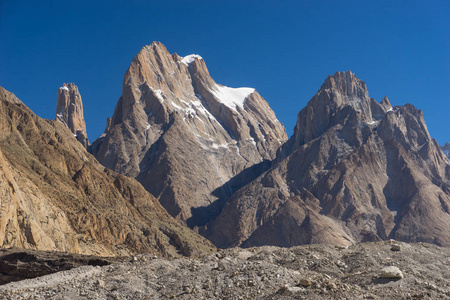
0,86,214,257
205,71,450,248
91,42,287,227
0,247,116,285
55,83,89,147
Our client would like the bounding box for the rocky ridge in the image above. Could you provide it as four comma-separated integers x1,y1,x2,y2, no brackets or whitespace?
0,241,449,299
205,71,450,248
0,86,214,257
440,142,450,159
55,83,89,147
90,42,287,227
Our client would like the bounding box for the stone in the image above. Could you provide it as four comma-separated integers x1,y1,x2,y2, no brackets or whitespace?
391,244,401,251
277,285,303,296
380,266,404,279
300,278,312,287
217,260,227,271
327,282,337,290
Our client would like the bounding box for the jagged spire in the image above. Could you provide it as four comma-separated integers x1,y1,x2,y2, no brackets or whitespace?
56,83,89,147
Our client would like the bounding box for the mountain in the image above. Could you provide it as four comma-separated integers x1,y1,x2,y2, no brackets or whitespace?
90,42,287,228
55,83,89,147
440,142,450,158
0,86,214,257
205,71,450,248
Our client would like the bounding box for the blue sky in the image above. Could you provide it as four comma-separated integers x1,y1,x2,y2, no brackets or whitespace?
1,1,449,143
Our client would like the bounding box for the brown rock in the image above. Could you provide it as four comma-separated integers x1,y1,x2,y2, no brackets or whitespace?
55,83,89,147
0,86,214,257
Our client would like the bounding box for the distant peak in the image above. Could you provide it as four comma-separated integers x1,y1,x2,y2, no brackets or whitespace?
320,71,368,99
55,83,88,147
139,42,170,57
59,83,77,92
381,95,392,109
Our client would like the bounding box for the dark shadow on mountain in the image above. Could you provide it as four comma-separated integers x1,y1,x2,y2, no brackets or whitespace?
186,159,273,228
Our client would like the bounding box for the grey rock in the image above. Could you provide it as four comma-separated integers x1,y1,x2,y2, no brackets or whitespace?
391,244,401,251
206,71,450,249
2,242,448,299
380,266,404,279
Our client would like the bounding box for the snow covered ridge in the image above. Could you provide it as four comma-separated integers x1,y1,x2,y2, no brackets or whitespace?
181,54,203,65
210,84,255,110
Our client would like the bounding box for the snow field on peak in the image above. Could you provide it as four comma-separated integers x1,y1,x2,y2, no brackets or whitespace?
210,85,255,111
61,86,69,92
181,54,203,65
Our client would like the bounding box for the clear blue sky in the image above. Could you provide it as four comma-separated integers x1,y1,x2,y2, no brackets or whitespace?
1,1,449,143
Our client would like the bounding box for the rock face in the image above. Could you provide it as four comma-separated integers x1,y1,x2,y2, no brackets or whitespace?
91,42,287,227
0,86,214,257
0,248,116,285
55,83,89,147
206,71,450,248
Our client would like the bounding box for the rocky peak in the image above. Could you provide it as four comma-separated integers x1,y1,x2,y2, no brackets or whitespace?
92,42,287,227
55,83,88,147
320,71,369,99
441,143,450,159
381,95,392,109
284,71,391,154
206,72,450,249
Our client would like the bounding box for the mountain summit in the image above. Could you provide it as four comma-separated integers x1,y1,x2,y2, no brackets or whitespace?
91,42,287,227
206,71,450,248
55,83,89,147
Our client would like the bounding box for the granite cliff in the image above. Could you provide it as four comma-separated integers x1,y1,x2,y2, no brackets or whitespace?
90,42,287,228
205,71,450,248
55,83,89,147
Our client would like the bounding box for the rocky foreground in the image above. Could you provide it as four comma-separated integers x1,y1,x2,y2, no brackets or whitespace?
0,241,449,299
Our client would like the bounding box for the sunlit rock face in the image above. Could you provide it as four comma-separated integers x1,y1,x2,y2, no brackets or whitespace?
206,71,450,249
91,42,287,227
55,83,89,147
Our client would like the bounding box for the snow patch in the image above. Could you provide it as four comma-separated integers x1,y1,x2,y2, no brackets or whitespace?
146,123,151,130
61,86,69,92
387,108,393,112
366,120,379,125
181,54,203,66
177,99,219,125
210,85,255,110
170,101,183,111
211,142,230,149
149,87,164,103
